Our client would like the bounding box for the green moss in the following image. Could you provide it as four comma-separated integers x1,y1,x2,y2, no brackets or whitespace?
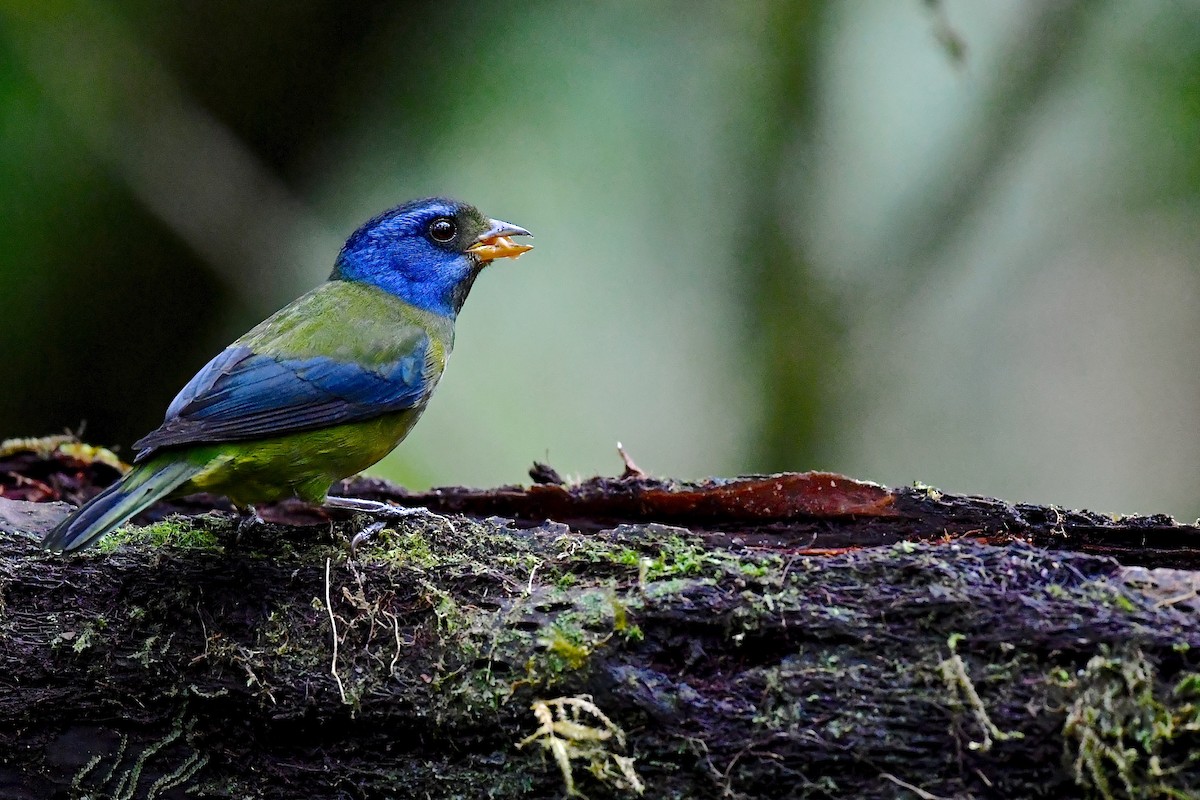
1070,579,1146,617
420,581,468,634
938,635,1024,751
525,590,639,683
66,617,108,653
1112,594,1137,614
1046,583,1070,600
609,594,630,634
93,517,221,553
642,534,720,580
749,645,884,737
612,548,641,567
361,517,549,584
739,561,775,578
643,577,714,599
63,710,210,799
559,526,722,581
46,615,109,653
545,524,785,603
375,529,440,570
541,619,593,672
261,609,299,657
1063,646,1200,799
135,635,162,666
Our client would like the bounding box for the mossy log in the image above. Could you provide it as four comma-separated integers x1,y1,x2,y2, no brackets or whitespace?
1,440,1200,799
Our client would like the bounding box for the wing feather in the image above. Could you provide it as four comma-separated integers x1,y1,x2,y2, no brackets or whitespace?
133,337,433,462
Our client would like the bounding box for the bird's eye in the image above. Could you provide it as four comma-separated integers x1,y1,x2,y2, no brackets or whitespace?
428,218,457,243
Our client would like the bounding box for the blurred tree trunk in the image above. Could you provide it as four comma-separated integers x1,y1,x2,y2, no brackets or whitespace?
738,0,1097,475
738,0,842,472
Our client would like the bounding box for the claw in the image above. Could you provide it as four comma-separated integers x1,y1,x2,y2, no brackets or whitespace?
350,520,387,559
326,496,456,556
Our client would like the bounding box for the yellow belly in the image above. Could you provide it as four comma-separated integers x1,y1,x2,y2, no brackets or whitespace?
180,411,420,506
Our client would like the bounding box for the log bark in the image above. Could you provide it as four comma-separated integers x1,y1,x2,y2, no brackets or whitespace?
1,439,1199,799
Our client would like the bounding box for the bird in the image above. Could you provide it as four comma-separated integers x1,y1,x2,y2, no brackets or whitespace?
42,197,532,553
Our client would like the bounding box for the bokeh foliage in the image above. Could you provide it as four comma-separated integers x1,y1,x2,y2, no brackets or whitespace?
2,0,1199,517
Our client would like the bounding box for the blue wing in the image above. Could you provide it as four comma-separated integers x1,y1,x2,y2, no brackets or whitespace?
132,339,431,462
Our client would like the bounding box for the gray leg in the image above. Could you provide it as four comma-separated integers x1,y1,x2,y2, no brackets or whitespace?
235,505,266,538
324,496,424,516
324,495,456,556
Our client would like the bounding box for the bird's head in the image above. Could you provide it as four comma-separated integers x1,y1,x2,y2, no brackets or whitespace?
331,197,532,317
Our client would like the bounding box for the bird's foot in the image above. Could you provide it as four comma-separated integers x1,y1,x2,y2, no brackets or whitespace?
235,507,267,539
349,520,388,558
324,496,456,557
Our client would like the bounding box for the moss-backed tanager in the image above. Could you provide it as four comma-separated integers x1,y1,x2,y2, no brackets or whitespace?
42,197,532,552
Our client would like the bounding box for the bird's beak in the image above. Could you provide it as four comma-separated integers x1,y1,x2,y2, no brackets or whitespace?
467,218,533,263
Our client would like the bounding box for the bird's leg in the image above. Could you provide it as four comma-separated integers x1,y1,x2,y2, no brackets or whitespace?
235,504,266,539
324,496,456,555
324,496,420,515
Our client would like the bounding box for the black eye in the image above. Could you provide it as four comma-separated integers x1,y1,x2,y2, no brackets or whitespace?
428,217,456,243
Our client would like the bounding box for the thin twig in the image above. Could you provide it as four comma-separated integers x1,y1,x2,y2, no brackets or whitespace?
880,772,952,800
1153,588,1198,610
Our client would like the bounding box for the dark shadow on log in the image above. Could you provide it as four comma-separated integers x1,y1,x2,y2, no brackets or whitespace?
1,438,1199,798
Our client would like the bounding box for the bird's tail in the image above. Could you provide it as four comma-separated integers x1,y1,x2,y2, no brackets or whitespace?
41,458,202,553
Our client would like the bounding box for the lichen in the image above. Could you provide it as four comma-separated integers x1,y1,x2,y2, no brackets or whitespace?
938,634,1024,752
0,434,127,471
66,710,207,800
518,695,644,797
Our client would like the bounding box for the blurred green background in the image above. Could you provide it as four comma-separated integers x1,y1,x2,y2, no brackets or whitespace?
2,1,1199,517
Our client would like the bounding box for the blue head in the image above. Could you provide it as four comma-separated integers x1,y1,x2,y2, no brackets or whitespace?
331,197,532,317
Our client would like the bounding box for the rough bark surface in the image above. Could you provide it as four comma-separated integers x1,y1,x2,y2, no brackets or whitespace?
1,438,1199,799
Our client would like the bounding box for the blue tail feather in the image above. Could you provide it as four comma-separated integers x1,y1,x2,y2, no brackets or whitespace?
41,460,200,553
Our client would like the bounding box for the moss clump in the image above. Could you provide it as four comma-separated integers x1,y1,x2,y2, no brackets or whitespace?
367,516,548,581
52,616,108,654
1063,647,1200,799
522,588,636,685
560,526,715,580
639,533,720,580
93,517,221,553
540,618,595,673
374,529,440,570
